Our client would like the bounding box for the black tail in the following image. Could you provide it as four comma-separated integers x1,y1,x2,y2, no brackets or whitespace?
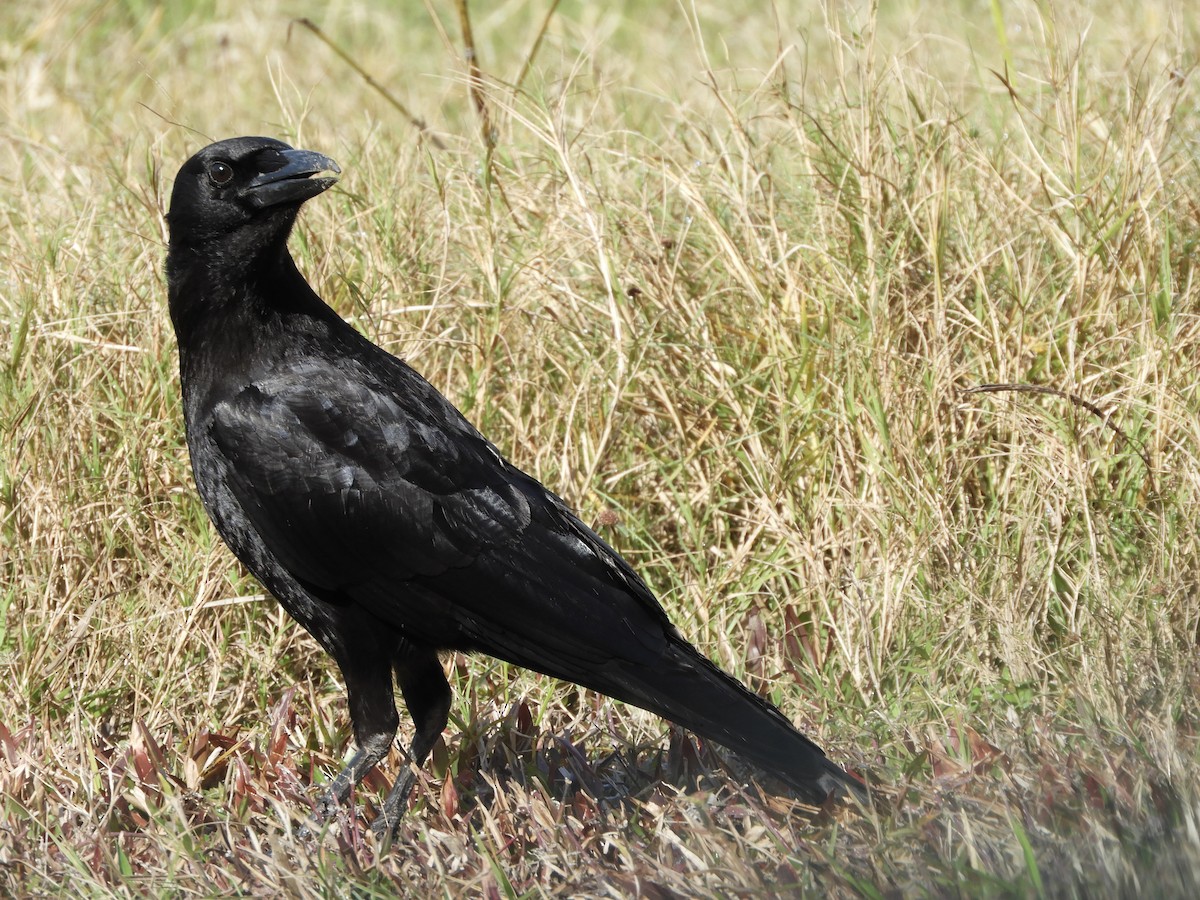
604,636,866,804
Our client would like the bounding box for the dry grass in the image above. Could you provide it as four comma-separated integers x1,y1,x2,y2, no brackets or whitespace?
3,0,1200,895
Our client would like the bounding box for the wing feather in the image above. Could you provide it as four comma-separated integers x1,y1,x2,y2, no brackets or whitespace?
208,357,673,670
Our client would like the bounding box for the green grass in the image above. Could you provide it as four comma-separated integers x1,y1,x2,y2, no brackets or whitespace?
3,0,1200,895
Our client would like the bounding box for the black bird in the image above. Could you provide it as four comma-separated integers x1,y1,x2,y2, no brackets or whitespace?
166,136,864,835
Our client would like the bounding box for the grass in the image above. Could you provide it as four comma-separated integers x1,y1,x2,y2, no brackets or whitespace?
3,0,1200,894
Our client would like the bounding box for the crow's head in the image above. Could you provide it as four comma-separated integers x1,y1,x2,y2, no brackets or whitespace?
166,136,340,252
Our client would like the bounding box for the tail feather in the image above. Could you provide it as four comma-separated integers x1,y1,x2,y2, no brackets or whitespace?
605,637,866,804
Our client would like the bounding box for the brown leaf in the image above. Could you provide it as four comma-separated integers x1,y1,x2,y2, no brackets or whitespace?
131,720,170,786
962,725,1004,773
572,791,597,824
516,699,533,737
928,739,964,780
1082,770,1107,811
132,746,154,785
0,719,19,766
207,730,241,750
267,687,296,767
441,772,459,819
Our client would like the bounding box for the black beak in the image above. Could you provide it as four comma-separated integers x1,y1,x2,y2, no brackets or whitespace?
240,149,341,209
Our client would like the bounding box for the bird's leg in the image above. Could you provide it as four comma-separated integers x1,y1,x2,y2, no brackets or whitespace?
316,649,399,823
317,733,394,819
371,646,451,838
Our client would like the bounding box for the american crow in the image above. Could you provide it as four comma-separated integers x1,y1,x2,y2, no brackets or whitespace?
166,136,864,835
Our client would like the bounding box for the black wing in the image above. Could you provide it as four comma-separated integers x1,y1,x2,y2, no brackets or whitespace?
208,356,675,674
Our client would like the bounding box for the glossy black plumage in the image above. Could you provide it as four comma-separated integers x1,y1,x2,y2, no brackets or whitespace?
165,136,864,835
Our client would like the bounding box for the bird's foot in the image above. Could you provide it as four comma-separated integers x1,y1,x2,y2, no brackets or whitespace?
295,787,348,839
369,769,417,840
369,807,399,841
314,788,342,823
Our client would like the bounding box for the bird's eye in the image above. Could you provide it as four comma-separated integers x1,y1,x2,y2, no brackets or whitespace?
208,161,234,186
